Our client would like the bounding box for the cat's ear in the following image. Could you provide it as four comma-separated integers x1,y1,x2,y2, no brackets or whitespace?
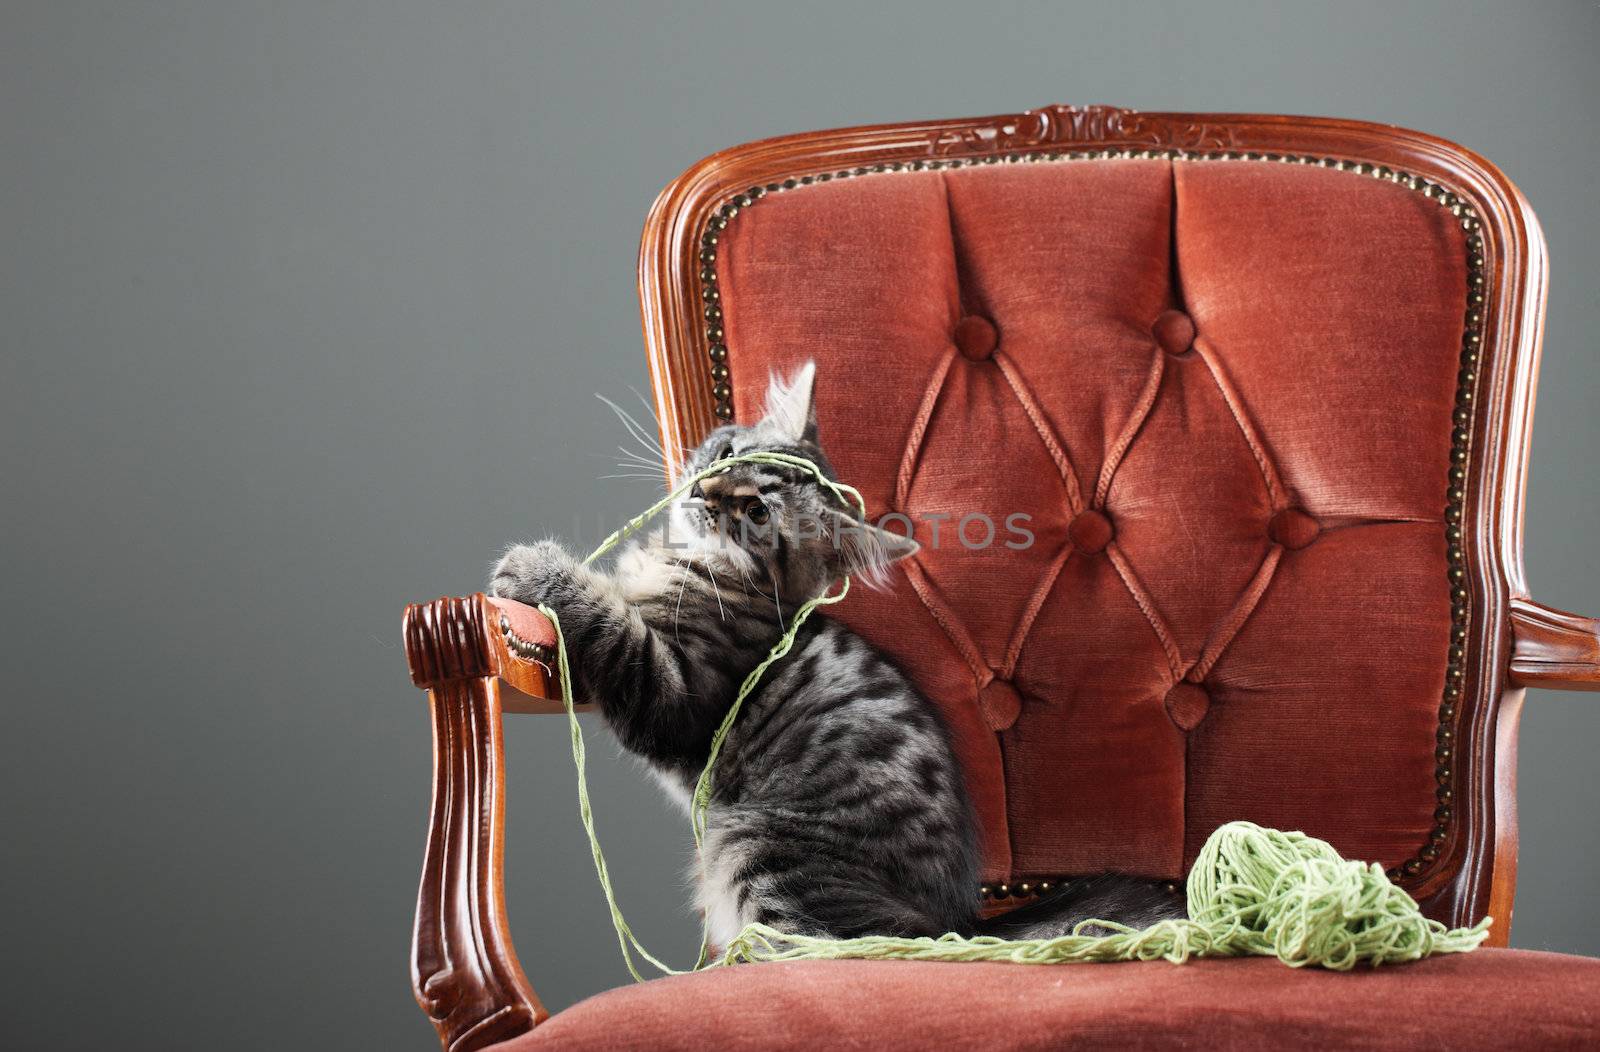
827,512,920,589
762,361,818,443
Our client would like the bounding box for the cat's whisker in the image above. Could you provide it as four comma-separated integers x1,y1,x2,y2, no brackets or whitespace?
705,561,729,622
589,452,661,477
614,442,659,460
597,392,666,458
597,396,670,484
671,555,692,646
757,556,783,628
617,454,667,482
615,448,663,470
628,385,664,432
627,385,676,469
610,450,669,478
598,390,663,447
628,385,685,481
733,557,784,633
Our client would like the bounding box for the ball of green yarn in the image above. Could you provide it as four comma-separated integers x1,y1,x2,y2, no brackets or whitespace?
717,821,1489,970
1183,821,1489,969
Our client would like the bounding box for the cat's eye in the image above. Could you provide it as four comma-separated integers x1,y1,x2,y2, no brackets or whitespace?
716,444,734,461
744,499,769,525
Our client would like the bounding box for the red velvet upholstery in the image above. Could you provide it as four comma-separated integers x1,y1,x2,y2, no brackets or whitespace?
496,952,1600,1051
487,595,559,651
715,158,1467,884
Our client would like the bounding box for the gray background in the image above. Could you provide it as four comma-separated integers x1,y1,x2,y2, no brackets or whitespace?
5,2,1597,1048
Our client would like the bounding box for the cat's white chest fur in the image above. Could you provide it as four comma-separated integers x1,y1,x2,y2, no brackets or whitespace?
614,545,682,604
693,822,756,951
648,771,752,949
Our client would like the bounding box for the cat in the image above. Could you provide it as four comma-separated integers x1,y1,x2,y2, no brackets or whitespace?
489,362,1183,948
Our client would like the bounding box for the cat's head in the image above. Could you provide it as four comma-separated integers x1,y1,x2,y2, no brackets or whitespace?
671,361,918,595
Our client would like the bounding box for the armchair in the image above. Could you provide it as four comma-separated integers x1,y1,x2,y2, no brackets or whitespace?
403,107,1600,1051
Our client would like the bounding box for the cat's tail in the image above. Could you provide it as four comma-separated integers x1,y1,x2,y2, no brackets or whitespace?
973,875,1186,940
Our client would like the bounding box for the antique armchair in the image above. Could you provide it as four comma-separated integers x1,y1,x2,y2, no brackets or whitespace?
402,107,1600,1050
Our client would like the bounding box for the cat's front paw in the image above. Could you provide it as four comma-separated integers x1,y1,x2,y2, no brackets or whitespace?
489,540,580,607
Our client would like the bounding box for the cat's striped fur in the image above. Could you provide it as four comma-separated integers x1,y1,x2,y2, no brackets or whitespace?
490,363,1182,946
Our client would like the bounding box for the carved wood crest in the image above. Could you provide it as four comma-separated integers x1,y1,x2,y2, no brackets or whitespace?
929,104,1239,155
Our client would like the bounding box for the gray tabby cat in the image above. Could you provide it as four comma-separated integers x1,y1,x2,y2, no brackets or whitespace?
490,362,1182,947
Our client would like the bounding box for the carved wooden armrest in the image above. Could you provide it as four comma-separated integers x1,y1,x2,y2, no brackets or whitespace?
1510,597,1600,692
407,592,588,714
403,594,591,1052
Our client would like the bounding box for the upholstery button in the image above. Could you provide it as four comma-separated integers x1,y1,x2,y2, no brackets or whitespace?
955,315,999,361
1068,509,1114,553
1152,310,1196,356
979,678,1023,731
1268,507,1321,549
1164,682,1211,731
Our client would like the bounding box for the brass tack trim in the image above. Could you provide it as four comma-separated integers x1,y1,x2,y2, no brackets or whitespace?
500,614,555,665
977,876,1178,903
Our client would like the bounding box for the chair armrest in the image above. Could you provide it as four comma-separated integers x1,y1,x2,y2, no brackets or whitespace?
408,591,595,714
1509,597,1600,692
402,593,585,1052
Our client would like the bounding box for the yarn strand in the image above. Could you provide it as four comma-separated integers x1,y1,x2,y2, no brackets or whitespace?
533,454,1489,980
716,824,1488,971
539,452,865,979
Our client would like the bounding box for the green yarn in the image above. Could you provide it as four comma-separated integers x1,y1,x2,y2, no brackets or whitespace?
718,823,1489,971
537,453,1489,980
542,452,864,981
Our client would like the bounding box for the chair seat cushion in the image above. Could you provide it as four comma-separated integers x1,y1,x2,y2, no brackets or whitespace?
500,950,1599,1051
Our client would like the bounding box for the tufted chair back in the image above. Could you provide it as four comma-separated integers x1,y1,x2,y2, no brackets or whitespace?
638,108,1547,930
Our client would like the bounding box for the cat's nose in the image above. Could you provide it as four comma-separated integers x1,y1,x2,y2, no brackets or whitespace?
694,476,732,508
693,476,726,512
694,475,748,515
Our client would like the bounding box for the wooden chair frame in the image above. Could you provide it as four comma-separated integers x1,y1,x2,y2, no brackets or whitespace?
401,106,1600,1052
